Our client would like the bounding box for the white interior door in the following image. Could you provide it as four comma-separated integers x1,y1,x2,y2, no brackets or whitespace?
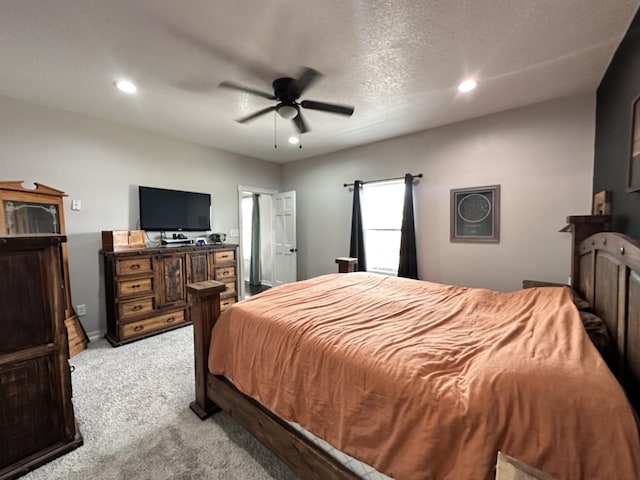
273,190,297,286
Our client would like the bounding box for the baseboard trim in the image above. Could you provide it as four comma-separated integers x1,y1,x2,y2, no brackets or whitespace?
87,329,107,341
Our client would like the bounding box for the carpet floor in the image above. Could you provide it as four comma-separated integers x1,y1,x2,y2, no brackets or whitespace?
23,326,298,480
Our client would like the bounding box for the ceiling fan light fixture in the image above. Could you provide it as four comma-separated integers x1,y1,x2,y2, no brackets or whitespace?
220,67,354,134
288,136,299,144
277,104,298,119
458,79,477,92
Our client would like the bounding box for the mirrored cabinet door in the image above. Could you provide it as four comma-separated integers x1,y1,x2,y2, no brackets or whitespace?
0,181,66,236
4,200,61,234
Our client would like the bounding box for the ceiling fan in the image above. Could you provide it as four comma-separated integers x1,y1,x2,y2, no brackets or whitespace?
219,67,354,134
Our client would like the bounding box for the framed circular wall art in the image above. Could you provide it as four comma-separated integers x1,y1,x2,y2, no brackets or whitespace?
450,185,500,243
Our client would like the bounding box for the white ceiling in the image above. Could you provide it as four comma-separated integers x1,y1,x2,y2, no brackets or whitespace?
2,0,638,163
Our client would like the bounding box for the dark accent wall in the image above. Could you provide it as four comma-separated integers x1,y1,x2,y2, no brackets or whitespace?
594,7,640,240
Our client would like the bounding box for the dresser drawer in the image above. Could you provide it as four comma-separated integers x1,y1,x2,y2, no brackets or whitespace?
220,296,236,311
214,266,236,280
120,310,185,340
222,280,236,293
117,277,154,297
118,297,154,319
214,249,236,263
116,257,153,276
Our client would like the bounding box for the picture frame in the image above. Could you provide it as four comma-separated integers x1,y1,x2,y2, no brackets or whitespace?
629,95,640,192
450,184,500,243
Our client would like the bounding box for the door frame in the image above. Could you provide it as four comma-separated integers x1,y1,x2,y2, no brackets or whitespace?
237,185,279,299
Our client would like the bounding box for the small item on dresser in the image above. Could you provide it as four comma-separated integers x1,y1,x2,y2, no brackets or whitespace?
209,233,226,244
101,230,145,252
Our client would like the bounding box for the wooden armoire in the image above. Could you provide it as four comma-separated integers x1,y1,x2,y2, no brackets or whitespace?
0,235,82,479
0,181,88,356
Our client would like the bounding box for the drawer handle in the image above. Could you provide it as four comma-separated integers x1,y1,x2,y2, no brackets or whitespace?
134,325,144,332
130,284,141,289
222,270,229,275
166,316,176,324
131,305,143,311
130,264,141,270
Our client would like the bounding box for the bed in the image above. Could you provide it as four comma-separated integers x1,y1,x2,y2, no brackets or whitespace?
187,216,640,480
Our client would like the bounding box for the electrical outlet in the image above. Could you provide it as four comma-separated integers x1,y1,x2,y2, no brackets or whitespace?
230,229,239,237
71,199,82,211
76,304,86,316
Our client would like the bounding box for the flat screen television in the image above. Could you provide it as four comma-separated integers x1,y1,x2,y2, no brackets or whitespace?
139,186,211,232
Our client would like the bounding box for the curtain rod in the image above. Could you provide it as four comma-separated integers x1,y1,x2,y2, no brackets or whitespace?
343,173,423,188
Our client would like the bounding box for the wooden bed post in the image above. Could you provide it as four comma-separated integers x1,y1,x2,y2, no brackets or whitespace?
335,257,358,273
187,280,226,419
564,215,611,286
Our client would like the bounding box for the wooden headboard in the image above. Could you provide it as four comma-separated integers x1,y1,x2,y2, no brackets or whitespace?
572,226,640,412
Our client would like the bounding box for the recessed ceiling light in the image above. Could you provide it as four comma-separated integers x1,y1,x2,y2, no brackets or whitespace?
114,79,137,94
288,136,299,144
458,79,477,92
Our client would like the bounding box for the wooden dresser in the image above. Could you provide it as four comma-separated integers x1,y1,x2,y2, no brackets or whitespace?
0,235,82,480
102,244,238,346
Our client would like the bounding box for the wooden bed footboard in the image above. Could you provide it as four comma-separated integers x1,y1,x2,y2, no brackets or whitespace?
187,262,360,479
206,374,360,479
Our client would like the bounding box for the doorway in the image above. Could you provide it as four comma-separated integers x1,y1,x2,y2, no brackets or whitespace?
237,186,277,299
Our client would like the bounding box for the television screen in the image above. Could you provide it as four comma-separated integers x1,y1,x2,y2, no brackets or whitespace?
139,186,211,232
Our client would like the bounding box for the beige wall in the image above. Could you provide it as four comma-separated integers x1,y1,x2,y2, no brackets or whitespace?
0,92,596,336
282,94,595,291
0,95,282,337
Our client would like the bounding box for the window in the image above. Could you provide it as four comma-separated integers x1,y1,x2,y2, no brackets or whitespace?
361,180,405,275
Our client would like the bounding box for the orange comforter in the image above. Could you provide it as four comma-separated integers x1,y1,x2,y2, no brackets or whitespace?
208,273,640,480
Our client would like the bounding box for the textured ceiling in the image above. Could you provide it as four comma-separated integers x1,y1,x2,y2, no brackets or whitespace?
1,0,638,163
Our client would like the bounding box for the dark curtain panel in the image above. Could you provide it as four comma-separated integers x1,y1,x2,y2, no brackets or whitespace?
349,180,367,271
398,174,418,279
250,194,261,286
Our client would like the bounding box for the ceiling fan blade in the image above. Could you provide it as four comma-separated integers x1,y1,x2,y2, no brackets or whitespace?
300,100,354,116
293,112,310,134
236,106,277,123
219,81,276,100
137,5,277,80
294,67,321,96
